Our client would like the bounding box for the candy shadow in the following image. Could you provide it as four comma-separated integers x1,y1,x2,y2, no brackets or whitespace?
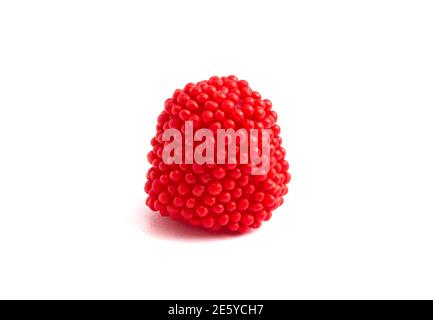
137,202,243,241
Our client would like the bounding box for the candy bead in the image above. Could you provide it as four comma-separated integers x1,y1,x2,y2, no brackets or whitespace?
217,214,230,226
201,110,214,123
202,217,215,229
212,167,226,180
195,206,208,217
207,182,223,196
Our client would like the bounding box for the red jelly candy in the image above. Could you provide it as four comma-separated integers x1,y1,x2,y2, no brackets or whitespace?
145,75,291,233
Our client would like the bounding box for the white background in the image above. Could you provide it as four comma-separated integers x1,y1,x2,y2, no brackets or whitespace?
0,1,432,299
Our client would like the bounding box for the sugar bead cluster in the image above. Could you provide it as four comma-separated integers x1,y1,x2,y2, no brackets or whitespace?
145,75,290,233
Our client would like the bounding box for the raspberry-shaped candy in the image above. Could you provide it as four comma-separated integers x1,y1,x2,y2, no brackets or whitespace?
145,75,291,233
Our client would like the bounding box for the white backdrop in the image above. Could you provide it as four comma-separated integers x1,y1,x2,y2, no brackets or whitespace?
1,1,432,299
